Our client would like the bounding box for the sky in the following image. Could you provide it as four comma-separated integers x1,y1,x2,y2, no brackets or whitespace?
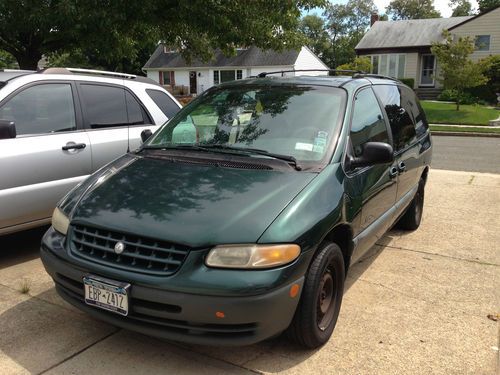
305,0,479,18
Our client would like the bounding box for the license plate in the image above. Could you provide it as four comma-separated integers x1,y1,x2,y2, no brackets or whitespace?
83,275,130,316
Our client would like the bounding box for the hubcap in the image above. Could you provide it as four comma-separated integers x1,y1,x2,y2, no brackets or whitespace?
317,268,336,331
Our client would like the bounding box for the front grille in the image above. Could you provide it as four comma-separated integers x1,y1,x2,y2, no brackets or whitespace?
69,225,190,275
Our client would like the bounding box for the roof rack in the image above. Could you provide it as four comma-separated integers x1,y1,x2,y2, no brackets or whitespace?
352,73,400,82
256,69,364,78
40,67,137,79
256,69,402,83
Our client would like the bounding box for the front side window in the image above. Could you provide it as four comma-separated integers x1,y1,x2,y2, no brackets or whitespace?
350,88,389,158
147,85,346,165
373,85,416,151
0,83,76,135
80,84,145,128
475,35,490,51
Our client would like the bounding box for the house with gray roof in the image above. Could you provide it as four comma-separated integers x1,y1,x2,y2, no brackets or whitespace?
355,6,500,97
143,45,328,95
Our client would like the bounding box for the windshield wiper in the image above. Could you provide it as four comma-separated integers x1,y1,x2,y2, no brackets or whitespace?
199,145,302,171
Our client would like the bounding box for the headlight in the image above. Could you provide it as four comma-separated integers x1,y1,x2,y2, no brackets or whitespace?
206,244,300,269
52,207,70,235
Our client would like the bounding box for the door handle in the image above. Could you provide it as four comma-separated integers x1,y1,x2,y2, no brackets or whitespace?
389,166,398,178
62,142,86,151
398,161,406,172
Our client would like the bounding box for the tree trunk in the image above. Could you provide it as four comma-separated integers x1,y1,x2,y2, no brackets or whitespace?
14,52,42,71
456,100,460,111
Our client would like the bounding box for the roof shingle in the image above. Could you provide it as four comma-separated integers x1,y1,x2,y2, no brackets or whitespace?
143,45,301,69
355,16,473,50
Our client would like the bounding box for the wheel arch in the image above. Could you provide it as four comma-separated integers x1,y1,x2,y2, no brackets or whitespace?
321,224,353,275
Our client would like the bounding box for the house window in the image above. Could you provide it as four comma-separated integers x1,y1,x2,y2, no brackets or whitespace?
213,70,243,85
160,71,174,85
475,35,490,51
370,54,406,78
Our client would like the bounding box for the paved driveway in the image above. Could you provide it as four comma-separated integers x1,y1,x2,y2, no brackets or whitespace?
0,169,499,375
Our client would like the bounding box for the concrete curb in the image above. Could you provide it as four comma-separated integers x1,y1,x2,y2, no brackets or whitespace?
431,131,500,138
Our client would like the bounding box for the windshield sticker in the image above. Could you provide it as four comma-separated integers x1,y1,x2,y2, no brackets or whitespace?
295,142,313,151
313,144,325,153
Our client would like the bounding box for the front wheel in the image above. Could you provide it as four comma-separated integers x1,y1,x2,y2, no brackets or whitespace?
287,242,345,349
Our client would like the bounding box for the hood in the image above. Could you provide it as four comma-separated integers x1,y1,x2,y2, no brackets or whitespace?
71,155,317,248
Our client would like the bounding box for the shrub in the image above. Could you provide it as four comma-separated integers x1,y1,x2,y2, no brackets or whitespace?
466,55,500,104
335,57,372,74
399,78,415,88
437,89,478,104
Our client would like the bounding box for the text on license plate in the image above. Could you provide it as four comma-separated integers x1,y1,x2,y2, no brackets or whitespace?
83,276,129,316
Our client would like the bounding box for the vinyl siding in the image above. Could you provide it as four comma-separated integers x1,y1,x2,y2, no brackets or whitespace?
450,7,500,62
293,46,329,74
404,53,419,87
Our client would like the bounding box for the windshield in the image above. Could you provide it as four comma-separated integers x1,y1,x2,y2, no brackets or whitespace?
147,84,346,166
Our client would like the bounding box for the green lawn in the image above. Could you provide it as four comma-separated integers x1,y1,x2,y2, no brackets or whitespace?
421,101,499,125
430,125,500,134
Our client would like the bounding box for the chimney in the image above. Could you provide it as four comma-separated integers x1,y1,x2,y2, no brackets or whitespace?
370,12,379,26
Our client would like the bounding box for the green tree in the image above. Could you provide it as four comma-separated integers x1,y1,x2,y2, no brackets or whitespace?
0,50,17,69
386,0,441,20
450,0,473,16
299,15,331,60
477,0,500,12
324,0,377,67
336,56,372,73
431,31,489,110
0,0,324,71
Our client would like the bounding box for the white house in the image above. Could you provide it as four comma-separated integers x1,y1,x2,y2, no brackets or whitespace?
142,45,329,95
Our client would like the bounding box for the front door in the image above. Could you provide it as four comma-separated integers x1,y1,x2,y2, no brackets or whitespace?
0,82,92,232
420,54,435,87
189,71,197,94
344,87,398,263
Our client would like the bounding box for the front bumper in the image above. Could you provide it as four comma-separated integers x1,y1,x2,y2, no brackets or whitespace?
41,228,307,346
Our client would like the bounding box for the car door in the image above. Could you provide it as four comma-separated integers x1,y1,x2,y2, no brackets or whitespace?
77,83,154,171
373,85,419,206
344,87,398,262
0,81,91,233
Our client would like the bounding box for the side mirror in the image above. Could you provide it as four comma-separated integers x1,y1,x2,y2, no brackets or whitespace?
349,142,394,169
0,120,16,140
141,129,153,143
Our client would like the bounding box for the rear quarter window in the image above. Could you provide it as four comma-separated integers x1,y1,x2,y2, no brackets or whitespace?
146,89,180,119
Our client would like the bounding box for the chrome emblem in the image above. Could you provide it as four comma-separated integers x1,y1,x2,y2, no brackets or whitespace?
114,241,125,254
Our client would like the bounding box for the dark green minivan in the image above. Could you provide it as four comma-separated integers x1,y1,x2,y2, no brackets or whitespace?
41,73,432,348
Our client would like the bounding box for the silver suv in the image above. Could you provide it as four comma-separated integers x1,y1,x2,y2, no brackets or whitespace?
0,68,182,235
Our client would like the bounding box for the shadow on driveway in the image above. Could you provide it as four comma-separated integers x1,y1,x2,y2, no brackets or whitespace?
0,234,390,374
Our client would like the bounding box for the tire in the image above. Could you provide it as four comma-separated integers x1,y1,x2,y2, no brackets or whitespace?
287,242,345,349
397,178,425,230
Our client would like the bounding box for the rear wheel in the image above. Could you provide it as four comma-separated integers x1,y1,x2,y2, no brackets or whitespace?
287,242,345,349
397,178,425,230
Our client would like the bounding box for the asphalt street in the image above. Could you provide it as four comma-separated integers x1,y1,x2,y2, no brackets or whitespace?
431,135,500,174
